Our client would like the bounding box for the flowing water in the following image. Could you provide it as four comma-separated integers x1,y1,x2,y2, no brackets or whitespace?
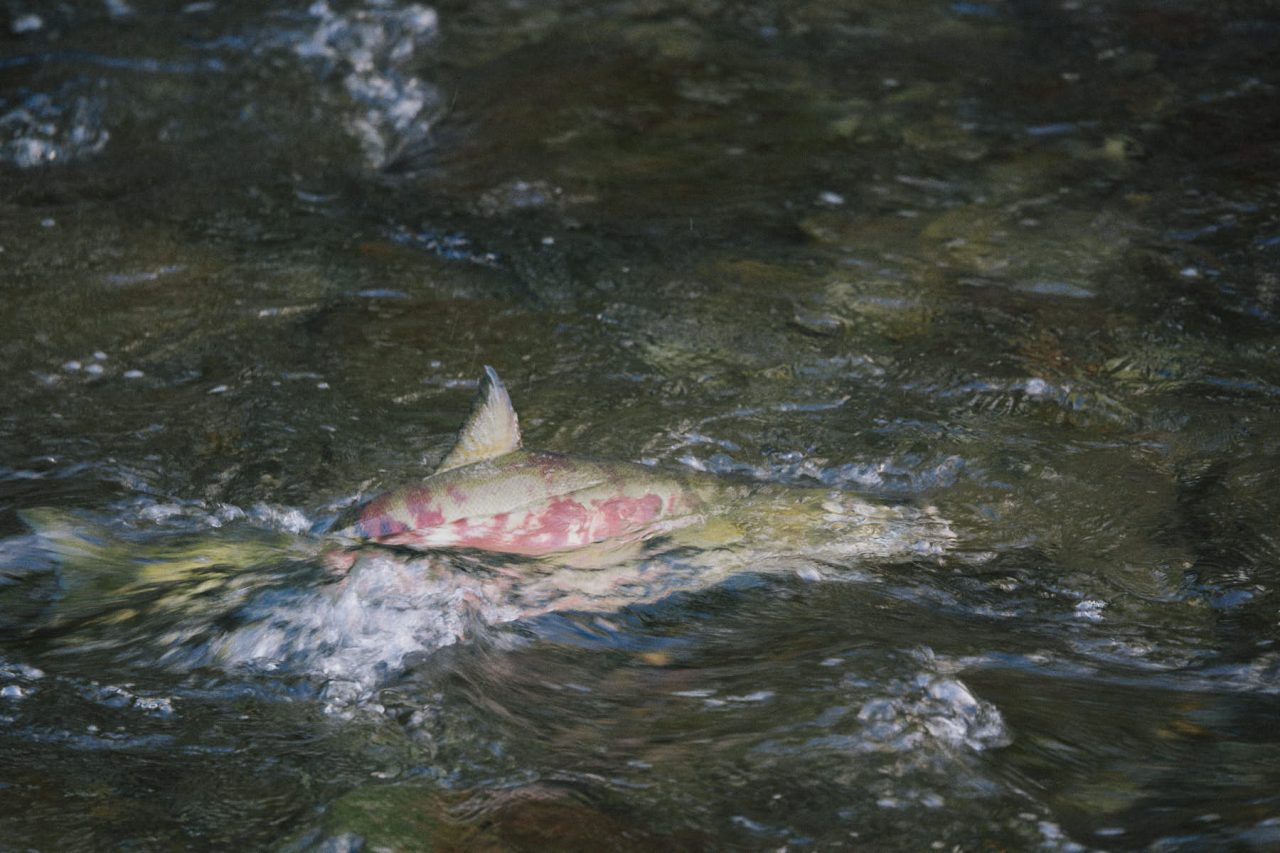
3,0,1280,849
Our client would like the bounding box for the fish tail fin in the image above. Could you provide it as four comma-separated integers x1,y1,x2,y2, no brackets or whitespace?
18,507,135,579
17,508,315,623
16,508,147,623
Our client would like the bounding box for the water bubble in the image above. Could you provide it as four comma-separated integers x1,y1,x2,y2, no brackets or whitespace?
724,690,774,703
1,88,110,168
1074,599,1106,621
1,663,44,680
291,1,441,169
104,0,136,19
11,13,43,33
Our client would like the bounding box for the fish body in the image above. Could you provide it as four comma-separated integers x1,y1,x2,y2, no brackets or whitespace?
334,450,725,556
333,367,738,558
12,366,955,702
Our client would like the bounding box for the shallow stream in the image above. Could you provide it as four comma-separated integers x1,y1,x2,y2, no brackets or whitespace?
3,1,1280,849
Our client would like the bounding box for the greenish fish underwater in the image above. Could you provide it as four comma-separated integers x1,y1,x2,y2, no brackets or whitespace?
12,368,954,707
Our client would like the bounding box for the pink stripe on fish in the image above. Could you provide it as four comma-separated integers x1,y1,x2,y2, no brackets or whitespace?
406,486,444,528
359,494,409,538
439,493,667,555
591,493,663,539
356,478,683,557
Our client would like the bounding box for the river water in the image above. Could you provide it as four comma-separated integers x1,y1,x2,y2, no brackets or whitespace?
2,1,1279,849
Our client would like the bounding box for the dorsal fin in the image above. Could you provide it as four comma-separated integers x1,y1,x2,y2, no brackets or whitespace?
435,366,522,473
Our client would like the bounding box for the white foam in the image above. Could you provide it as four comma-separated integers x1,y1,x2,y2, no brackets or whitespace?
0,89,110,168
855,672,1009,753
292,2,441,168
206,552,522,708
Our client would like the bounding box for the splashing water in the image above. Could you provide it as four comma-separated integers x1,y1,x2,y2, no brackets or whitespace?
0,85,110,168
292,1,442,168
12,483,955,713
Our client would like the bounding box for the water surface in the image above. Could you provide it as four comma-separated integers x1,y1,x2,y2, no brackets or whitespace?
3,0,1280,849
